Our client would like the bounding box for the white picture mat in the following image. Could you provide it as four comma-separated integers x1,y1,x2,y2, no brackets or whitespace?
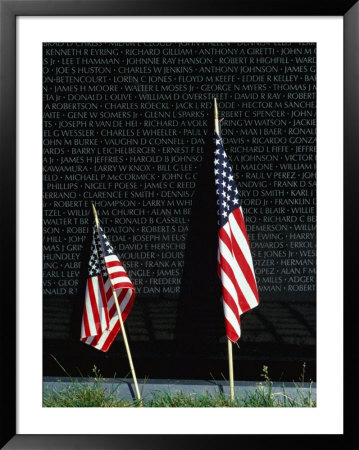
17,17,343,434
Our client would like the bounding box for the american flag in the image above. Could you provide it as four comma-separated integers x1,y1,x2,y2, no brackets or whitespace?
80,224,135,352
215,126,259,342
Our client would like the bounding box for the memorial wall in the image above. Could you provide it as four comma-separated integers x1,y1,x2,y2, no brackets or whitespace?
43,43,316,380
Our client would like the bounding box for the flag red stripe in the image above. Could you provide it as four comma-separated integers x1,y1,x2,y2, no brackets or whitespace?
221,283,242,327
106,284,113,301
112,282,134,291
217,233,243,303
220,213,259,308
87,332,100,347
108,289,133,318
219,247,251,313
106,261,123,268
101,321,120,352
87,277,102,334
219,226,249,299
230,238,259,306
228,214,259,303
224,316,240,343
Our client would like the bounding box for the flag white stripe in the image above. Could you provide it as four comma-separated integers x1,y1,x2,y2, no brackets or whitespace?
92,324,113,349
116,289,132,313
85,336,95,345
98,293,108,331
105,254,121,263
86,278,99,336
107,294,115,311
222,299,241,338
92,277,108,332
107,265,126,275
220,267,243,315
110,289,133,315
104,286,132,318
220,228,259,309
111,276,132,285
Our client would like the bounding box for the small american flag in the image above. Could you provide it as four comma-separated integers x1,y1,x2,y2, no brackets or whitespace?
215,125,259,342
80,224,135,352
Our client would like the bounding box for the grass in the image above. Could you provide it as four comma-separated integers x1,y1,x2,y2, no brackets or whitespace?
43,357,315,408
43,359,135,407
239,364,316,408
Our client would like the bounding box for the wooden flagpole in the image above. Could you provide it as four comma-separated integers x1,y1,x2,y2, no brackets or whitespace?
214,98,235,403
228,339,235,402
92,203,142,403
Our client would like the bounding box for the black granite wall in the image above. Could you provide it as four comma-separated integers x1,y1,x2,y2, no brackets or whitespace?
43,42,316,380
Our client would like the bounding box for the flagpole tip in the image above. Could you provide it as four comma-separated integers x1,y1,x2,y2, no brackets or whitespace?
214,97,219,134
91,203,99,228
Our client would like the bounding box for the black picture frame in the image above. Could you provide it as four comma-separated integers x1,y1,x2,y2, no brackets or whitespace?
1,0,356,448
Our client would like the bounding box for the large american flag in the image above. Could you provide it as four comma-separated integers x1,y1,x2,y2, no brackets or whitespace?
80,224,135,351
215,127,259,342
